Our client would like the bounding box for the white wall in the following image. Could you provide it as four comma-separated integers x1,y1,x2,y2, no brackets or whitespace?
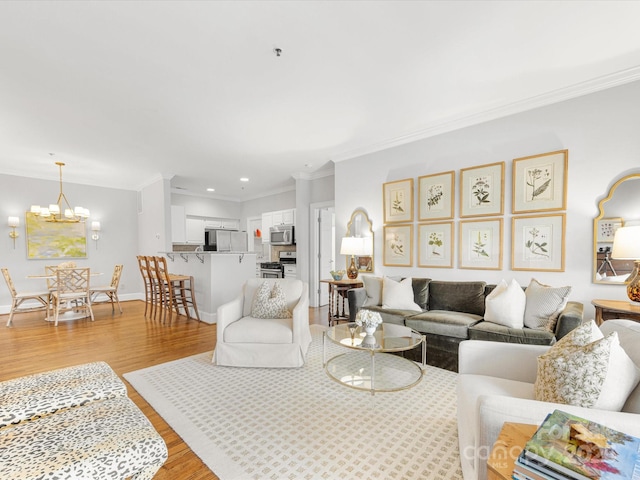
1,173,140,310
335,80,640,320
171,193,242,221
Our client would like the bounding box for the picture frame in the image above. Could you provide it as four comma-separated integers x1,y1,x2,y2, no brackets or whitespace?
418,171,454,221
459,218,503,270
512,214,566,272
383,178,414,223
383,224,413,267
460,161,505,217
418,221,454,268
26,212,88,259
597,217,624,243
512,149,568,213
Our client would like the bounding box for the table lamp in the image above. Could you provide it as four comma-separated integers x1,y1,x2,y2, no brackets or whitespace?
611,225,640,303
340,237,364,280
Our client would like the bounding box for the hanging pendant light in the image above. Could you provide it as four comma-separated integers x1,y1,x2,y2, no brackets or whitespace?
30,158,90,223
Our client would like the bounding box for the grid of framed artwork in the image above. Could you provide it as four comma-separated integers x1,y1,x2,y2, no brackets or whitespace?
382,149,568,271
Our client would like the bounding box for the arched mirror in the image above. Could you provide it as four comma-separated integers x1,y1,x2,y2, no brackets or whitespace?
345,209,374,274
593,173,640,284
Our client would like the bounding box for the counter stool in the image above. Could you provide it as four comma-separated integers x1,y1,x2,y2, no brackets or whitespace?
152,256,201,324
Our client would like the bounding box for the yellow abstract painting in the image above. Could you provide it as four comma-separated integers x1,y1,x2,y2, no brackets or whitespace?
26,212,87,259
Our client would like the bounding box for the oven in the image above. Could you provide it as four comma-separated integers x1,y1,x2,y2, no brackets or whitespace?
260,262,284,278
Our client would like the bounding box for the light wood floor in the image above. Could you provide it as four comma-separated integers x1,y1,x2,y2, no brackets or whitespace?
0,300,329,480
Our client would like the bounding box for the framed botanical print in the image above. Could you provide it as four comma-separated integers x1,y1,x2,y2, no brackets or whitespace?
383,224,413,267
418,171,454,221
383,178,414,223
418,221,453,268
512,214,566,272
459,218,503,270
512,149,568,213
596,217,623,243
460,162,505,217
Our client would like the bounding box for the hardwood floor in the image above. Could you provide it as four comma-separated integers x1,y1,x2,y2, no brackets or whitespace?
0,300,328,479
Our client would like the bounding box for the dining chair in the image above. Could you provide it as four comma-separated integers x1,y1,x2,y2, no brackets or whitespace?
2,268,51,327
50,268,94,326
90,264,123,314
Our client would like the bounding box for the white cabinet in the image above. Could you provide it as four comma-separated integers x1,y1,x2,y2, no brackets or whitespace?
204,219,222,229
284,265,297,279
186,217,205,244
171,205,186,243
221,219,240,230
261,212,273,243
261,209,295,243
204,218,239,230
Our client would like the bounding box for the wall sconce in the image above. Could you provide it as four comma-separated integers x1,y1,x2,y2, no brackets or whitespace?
8,216,19,249
91,221,101,248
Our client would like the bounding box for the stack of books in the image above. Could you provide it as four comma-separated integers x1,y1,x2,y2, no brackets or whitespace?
514,410,640,480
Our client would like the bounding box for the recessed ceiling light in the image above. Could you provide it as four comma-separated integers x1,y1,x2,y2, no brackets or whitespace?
240,177,249,182
207,188,215,192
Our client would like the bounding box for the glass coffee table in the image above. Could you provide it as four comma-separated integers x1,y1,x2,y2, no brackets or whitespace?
323,322,426,395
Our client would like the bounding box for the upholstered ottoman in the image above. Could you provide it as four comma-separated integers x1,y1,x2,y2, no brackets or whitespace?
0,361,127,429
0,395,168,480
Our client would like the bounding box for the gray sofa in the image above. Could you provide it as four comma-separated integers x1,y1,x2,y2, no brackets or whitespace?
347,278,584,372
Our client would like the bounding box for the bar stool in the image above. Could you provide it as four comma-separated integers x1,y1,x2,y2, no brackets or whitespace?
152,256,200,324
136,256,154,317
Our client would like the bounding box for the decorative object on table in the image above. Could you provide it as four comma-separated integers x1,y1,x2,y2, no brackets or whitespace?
597,217,624,243
418,221,454,268
519,409,640,480
612,225,640,303
418,170,455,221
345,209,374,274
460,161,505,217
383,178,414,223
8,216,19,249
355,309,382,335
459,218,503,270
330,270,345,281
26,211,87,259
512,149,568,214
340,237,368,279
29,157,91,223
511,213,565,272
383,224,413,267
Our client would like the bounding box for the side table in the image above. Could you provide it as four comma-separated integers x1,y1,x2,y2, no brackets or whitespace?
320,278,363,326
591,299,640,326
487,422,538,480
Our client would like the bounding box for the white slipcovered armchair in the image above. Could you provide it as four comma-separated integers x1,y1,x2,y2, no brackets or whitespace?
457,319,640,480
213,278,312,368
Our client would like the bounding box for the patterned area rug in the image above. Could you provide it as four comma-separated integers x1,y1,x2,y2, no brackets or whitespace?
124,326,463,480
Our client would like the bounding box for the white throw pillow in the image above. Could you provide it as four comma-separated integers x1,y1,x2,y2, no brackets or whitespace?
361,276,383,307
251,282,292,319
382,277,422,312
484,279,526,328
523,278,571,331
535,324,640,411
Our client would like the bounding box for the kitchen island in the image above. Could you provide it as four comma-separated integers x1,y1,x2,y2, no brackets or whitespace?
162,251,257,324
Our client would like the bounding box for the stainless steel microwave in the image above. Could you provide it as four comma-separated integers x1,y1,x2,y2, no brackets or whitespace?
270,225,295,245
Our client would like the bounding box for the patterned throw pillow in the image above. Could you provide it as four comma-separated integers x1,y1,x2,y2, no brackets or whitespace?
535,321,640,411
523,278,571,331
251,282,292,319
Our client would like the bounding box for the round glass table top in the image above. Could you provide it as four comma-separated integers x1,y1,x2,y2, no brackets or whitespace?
325,322,423,352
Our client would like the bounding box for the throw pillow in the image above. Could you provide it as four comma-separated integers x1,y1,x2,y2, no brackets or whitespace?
523,278,571,331
554,318,603,348
484,279,526,328
535,329,640,411
382,277,422,312
361,276,383,307
251,282,292,319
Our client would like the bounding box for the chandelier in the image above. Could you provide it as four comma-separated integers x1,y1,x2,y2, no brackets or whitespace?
30,161,90,223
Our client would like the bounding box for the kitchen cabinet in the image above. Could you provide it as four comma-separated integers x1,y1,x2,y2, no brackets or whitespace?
186,217,205,244
261,212,273,243
261,209,295,243
221,219,240,230
171,205,186,243
204,219,222,229
204,218,239,230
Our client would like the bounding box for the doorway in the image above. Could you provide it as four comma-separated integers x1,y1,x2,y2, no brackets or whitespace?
310,202,334,307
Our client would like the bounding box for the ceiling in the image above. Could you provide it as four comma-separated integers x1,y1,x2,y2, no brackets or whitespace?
1,1,640,202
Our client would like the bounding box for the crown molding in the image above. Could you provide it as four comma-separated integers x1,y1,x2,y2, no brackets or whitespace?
332,66,640,163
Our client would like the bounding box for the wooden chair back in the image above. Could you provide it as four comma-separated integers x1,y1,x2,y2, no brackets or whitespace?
55,268,90,296
1,268,17,297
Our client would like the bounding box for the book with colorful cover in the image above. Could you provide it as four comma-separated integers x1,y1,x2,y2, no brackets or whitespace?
523,409,640,480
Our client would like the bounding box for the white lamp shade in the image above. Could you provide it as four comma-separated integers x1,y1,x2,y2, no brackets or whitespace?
49,204,60,215
340,236,365,256
8,216,19,227
611,226,640,259
30,205,41,214
91,221,101,231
